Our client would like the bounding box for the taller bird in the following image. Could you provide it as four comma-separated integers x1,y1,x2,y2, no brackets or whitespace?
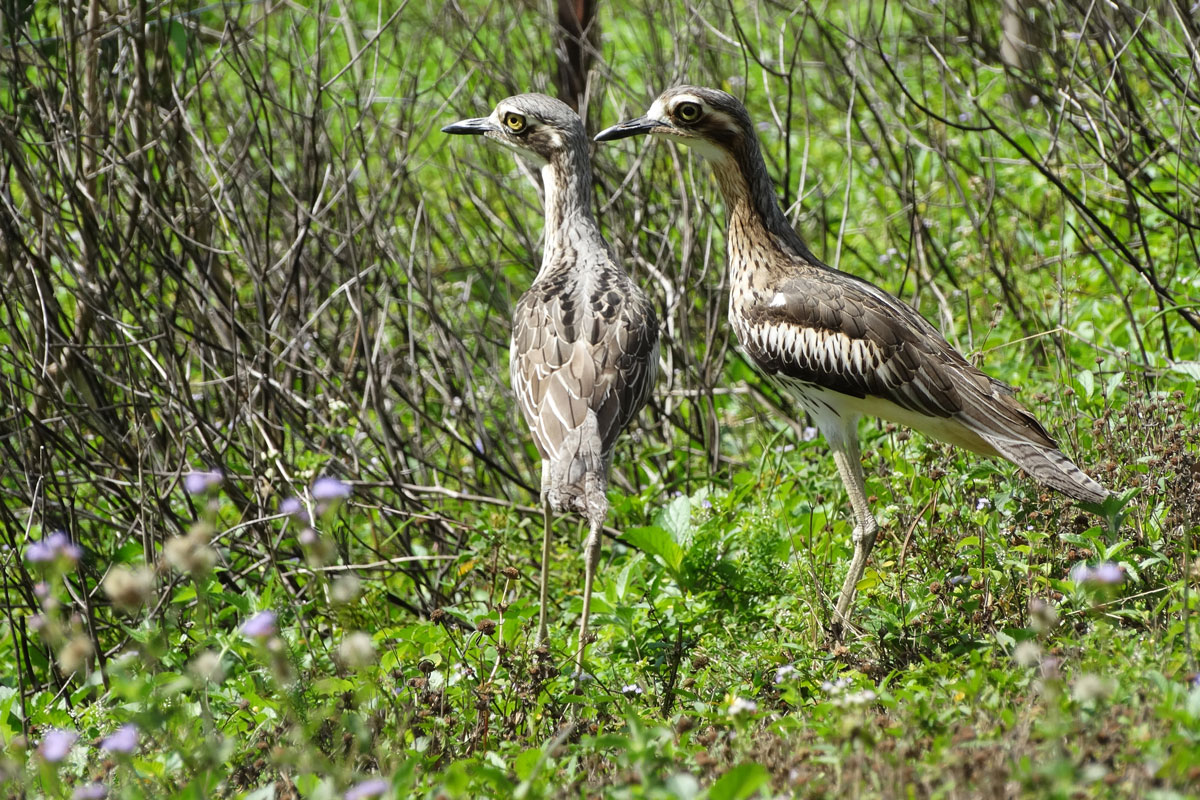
596,86,1107,633
444,95,659,668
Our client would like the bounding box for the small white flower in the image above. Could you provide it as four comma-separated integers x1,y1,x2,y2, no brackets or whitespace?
1072,674,1115,703
729,696,758,716
621,684,643,696
774,664,798,684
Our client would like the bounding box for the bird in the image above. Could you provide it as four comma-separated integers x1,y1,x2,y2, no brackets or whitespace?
443,94,659,668
595,86,1108,634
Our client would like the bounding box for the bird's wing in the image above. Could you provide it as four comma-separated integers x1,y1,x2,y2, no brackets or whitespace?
588,282,660,454
738,266,1061,443
737,269,968,418
510,275,658,462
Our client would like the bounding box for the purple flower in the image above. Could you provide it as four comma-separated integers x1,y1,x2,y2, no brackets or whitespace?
948,575,970,587
39,728,78,762
241,610,277,638
311,477,351,501
1071,562,1125,587
25,540,53,562
280,496,306,519
72,785,108,800
802,426,819,442
100,723,138,754
344,778,390,800
700,498,712,510
184,470,223,495
1091,562,1125,585
25,532,81,564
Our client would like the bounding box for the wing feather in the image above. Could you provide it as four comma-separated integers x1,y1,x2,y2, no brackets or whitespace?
510,265,659,464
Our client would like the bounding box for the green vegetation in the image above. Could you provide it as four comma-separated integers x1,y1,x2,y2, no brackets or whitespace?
2,1,1198,798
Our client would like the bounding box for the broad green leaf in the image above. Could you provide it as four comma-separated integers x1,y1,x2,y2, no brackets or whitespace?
624,526,684,573
1170,361,1200,381
708,762,770,800
1077,369,1095,399
657,494,693,543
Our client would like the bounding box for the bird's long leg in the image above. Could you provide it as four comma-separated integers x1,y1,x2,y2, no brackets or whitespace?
576,519,603,672
830,431,879,636
538,499,553,645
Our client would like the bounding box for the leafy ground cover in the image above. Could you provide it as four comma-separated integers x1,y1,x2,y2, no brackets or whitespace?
2,0,1199,798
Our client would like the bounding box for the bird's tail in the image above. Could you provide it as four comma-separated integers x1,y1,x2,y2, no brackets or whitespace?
982,434,1109,503
951,374,1110,505
544,411,609,526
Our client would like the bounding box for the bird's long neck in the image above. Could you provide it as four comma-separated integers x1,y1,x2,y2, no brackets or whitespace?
537,143,603,282
707,135,821,287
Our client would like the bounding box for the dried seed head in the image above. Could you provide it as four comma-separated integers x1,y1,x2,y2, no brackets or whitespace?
336,632,376,670
330,574,362,605
57,635,94,674
190,651,225,684
102,566,156,612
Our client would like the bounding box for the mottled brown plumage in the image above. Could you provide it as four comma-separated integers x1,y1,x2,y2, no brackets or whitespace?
597,85,1107,634
445,94,658,667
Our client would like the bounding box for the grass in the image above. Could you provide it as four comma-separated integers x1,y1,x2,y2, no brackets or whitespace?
2,0,1199,798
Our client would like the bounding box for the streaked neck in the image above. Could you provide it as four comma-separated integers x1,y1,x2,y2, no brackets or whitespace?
541,146,596,242
707,136,819,267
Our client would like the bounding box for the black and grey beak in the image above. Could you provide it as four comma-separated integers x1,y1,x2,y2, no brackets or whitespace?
594,116,662,142
441,117,497,135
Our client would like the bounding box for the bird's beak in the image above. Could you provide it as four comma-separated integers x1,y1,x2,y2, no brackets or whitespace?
441,117,497,136
594,116,664,142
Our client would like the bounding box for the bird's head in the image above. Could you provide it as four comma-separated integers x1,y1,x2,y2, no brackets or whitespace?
593,86,753,161
442,93,583,167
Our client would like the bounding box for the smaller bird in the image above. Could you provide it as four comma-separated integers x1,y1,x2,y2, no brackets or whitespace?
596,86,1108,634
444,95,659,668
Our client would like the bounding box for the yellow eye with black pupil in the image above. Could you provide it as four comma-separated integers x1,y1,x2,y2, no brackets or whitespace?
676,102,701,122
504,113,527,133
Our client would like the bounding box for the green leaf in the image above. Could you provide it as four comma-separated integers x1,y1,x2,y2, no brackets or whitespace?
614,553,643,602
513,747,541,782
1170,361,1200,381
1077,369,1095,399
657,494,693,544
708,762,770,800
624,526,684,574
1104,371,1125,398
312,677,355,696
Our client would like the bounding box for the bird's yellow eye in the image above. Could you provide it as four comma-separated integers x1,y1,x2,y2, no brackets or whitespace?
504,113,527,133
675,102,702,123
